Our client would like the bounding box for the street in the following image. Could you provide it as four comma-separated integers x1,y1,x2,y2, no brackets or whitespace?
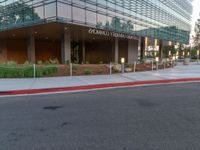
1,83,200,150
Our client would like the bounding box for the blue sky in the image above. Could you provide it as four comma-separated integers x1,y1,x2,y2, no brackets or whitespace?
191,0,200,35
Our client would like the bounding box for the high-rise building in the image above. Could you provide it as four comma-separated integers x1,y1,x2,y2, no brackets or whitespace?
0,0,193,64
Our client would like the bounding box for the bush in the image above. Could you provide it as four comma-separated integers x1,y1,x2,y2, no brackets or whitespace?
72,64,78,70
0,65,58,78
49,58,59,64
0,66,33,78
97,69,103,74
83,69,92,75
37,60,43,65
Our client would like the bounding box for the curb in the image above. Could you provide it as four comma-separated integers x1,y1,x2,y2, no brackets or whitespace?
1,78,200,96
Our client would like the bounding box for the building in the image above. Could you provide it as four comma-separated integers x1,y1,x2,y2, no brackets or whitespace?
0,0,193,64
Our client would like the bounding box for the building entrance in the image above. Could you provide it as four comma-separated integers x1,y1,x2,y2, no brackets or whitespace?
71,42,81,64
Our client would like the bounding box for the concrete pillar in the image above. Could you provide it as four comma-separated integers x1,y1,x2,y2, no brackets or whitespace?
27,33,35,63
159,40,163,60
115,38,119,63
0,40,7,63
140,37,145,60
128,39,139,64
82,41,86,64
61,30,71,64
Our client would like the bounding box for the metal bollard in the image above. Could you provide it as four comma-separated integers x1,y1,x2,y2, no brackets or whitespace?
110,62,112,75
70,63,73,76
164,62,166,70
33,64,36,78
171,60,173,68
156,61,158,70
134,61,136,73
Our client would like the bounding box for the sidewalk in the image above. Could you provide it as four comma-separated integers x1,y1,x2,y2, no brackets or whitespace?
0,64,200,96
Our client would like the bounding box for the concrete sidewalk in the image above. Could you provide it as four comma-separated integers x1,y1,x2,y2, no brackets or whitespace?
0,64,200,93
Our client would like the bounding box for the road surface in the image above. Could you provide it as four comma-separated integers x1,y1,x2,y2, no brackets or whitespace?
1,83,200,150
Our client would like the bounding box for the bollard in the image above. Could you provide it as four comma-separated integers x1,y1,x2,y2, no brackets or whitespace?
155,57,159,71
121,63,124,74
121,58,125,74
134,61,136,73
156,61,158,70
171,60,173,68
70,63,73,76
164,62,166,70
152,60,154,71
109,62,112,75
33,64,36,78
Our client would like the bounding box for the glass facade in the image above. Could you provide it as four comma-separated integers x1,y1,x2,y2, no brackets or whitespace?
0,0,193,43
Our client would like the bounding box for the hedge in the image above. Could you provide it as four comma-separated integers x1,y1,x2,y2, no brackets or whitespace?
0,65,58,78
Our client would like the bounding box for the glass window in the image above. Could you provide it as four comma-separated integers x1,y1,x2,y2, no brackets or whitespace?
86,10,96,25
45,3,56,18
72,6,85,23
57,3,71,19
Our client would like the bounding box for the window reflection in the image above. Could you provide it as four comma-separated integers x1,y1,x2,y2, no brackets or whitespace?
0,0,192,43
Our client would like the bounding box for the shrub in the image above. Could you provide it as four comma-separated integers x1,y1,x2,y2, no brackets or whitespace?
36,66,58,77
44,60,50,65
65,60,70,64
97,69,103,74
23,60,31,65
83,69,92,75
37,60,43,65
85,61,90,64
49,58,59,64
72,64,78,70
0,65,58,78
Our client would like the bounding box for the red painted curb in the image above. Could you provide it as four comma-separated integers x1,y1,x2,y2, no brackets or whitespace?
1,78,200,96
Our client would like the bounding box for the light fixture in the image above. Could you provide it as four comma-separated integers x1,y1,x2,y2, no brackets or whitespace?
155,57,159,62
172,56,176,60
64,27,68,30
197,50,200,55
168,51,171,56
121,58,125,64
34,31,38,34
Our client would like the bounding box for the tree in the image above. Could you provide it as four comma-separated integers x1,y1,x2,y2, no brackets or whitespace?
163,45,176,58
194,16,200,48
0,0,40,29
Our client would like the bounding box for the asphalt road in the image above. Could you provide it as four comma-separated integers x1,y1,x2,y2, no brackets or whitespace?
1,83,200,150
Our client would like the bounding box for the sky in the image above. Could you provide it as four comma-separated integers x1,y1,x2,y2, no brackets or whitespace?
191,0,200,36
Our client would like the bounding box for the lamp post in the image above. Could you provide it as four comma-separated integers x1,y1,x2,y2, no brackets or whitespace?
155,57,159,70
197,50,200,64
121,58,125,73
